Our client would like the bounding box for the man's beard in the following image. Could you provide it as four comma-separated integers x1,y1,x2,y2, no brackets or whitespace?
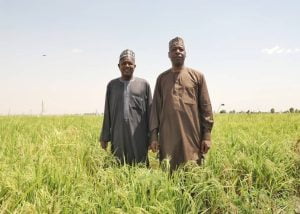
173,59,184,67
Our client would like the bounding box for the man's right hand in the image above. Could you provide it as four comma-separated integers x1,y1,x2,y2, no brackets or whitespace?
149,140,159,153
100,141,108,150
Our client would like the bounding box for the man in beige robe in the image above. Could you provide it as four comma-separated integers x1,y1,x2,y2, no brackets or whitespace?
149,37,214,170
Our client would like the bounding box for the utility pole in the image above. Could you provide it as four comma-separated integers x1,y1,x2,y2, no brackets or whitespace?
41,100,45,115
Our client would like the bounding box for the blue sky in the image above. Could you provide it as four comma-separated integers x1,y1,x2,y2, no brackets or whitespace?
1,0,299,114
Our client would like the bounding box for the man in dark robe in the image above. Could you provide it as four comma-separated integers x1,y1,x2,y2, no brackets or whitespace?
100,49,152,165
149,37,214,170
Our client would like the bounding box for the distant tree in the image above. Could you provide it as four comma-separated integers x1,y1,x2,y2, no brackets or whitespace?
229,110,236,114
270,108,275,113
220,110,226,114
289,107,294,113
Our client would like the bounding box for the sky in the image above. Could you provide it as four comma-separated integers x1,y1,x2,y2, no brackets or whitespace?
1,0,300,115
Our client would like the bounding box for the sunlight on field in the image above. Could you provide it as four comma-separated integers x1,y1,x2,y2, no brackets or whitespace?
0,114,299,213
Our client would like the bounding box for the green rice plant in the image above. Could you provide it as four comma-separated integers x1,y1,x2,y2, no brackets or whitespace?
0,114,299,213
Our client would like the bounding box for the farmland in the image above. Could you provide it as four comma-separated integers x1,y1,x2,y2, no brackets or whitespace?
0,114,299,213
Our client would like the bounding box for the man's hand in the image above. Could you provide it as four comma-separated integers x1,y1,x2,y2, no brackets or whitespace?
100,141,108,150
149,140,159,152
200,140,211,154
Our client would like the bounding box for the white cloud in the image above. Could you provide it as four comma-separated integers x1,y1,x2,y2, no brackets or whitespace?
71,48,83,54
261,46,300,55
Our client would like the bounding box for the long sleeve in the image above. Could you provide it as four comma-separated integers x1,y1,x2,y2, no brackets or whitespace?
100,84,111,142
146,83,153,129
149,77,162,142
145,83,153,145
198,75,214,141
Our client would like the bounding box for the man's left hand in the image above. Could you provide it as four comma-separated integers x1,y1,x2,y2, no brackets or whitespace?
200,140,211,154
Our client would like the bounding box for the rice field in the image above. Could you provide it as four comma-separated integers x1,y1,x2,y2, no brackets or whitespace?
0,114,299,213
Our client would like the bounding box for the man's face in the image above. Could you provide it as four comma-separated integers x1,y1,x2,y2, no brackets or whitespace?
168,45,186,67
118,57,136,80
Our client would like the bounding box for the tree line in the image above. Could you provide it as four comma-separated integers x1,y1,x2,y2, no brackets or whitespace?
218,107,300,114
